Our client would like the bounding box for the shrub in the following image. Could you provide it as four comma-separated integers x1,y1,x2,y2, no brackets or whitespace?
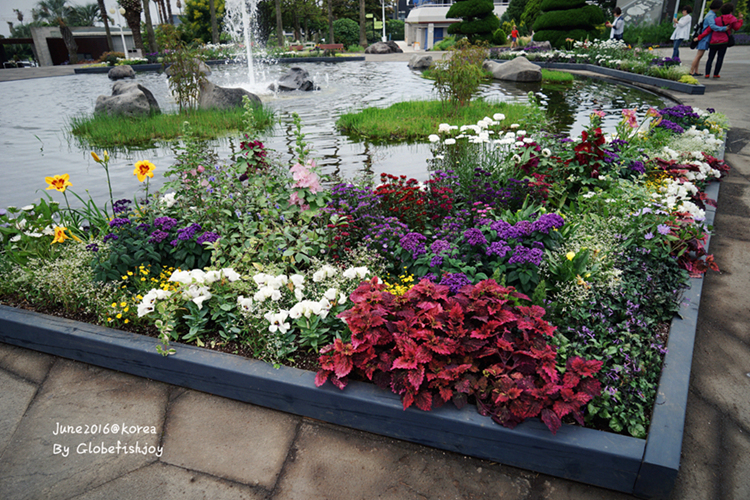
333,18,360,48
386,19,405,40
492,28,508,45
430,39,488,107
532,1,604,48
316,278,603,434
447,0,501,42
98,51,125,66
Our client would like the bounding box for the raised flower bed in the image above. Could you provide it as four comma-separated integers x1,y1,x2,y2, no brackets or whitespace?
0,102,729,499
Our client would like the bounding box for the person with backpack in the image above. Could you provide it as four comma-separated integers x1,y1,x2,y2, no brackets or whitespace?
695,3,744,78
670,6,693,60
606,7,625,40
689,0,728,76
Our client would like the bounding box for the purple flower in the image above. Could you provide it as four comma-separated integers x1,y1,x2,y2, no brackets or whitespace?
508,246,544,266
644,232,654,240
629,161,646,174
103,233,118,243
177,223,202,241
154,217,179,232
531,213,564,234
108,218,131,228
196,231,220,244
86,242,99,252
148,230,170,244
439,273,471,294
429,255,444,267
657,224,671,235
399,232,427,257
486,242,511,257
137,223,151,232
430,239,451,254
112,199,132,214
463,228,487,246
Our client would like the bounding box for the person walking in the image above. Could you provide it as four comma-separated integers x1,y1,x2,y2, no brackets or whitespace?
695,3,743,78
606,7,625,40
510,25,519,49
670,5,693,60
689,0,727,76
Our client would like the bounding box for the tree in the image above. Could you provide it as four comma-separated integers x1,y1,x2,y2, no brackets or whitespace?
209,0,219,43
97,0,114,51
32,0,79,63
182,0,225,44
446,0,500,42
532,0,605,48
275,0,284,45
359,0,366,46
333,17,358,47
327,0,334,43
500,0,528,24
68,3,100,25
520,0,541,32
142,0,158,53
119,0,146,52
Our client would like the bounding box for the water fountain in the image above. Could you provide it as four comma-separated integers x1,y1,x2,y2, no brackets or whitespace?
223,0,261,89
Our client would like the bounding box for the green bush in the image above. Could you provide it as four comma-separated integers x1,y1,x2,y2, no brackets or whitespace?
540,0,585,11
622,20,675,46
333,18,360,48
533,5,605,32
433,36,457,51
447,0,501,42
387,19,405,40
492,28,508,45
430,39,488,108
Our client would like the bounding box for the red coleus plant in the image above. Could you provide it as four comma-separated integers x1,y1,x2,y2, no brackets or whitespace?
316,278,603,434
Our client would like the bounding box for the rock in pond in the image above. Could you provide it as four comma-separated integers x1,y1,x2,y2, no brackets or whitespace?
483,57,542,82
269,67,317,92
199,81,262,110
95,81,160,116
107,65,135,80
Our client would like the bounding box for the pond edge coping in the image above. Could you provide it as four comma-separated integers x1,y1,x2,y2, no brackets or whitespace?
73,57,366,74
490,59,705,95
0,159,723,500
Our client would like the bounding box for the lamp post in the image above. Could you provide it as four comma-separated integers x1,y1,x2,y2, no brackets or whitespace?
109,6,128,54
381,0,386,42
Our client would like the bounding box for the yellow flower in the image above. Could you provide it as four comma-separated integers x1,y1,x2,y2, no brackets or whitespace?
104,151,109,162
116,313,122,319
112,302,117,308
120,302,127,307
91,152,102,163
51,226,70,244
133,160,156,182
124,319,130,324
45,174,73,193
566,251,576,261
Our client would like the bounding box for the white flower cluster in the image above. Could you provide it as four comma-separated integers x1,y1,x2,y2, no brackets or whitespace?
137,268,241,317
237,265,372,335
667,126,724,155
653,179,705,221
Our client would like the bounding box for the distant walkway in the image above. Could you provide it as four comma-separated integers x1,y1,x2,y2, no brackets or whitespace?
0,66,74,82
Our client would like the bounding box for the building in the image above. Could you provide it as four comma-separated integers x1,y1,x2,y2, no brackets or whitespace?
27,26,138,67
404,0,509,50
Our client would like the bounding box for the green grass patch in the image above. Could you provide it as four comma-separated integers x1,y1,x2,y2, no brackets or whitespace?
541,69,575,83
336,99,546,143
69,106,275,148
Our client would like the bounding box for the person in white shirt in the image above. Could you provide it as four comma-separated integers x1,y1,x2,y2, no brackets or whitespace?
606,7,625,40
670,6,693,60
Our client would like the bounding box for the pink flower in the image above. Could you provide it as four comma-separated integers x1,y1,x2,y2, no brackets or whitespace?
290,160,321,193
197,165,205,173
593,110,605,118
289,191,310,210
622,109,638,128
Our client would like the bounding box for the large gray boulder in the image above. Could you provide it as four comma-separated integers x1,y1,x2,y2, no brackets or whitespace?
107,65,135,80
483,57,542,82
365,41,403,54
407,54,433,70
164,59,211,78
525,41,553,51
269,67,317,92
199,81,261,110
95,82,160,116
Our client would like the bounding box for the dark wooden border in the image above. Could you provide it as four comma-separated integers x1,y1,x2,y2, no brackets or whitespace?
0,177,723,500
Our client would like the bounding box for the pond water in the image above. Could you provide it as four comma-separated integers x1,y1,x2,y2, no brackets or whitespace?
0,61,669,210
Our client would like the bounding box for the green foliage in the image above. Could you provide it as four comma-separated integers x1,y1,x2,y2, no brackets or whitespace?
181,0,226,44
541,68,574,82
430,39,489,108
533,5,605,32
521,0,542,28
446,0,500,42
492,28,507,45
540,0,586,11
533,28,597,48
69,106,274,148
386,19,405,40
622,20,675,47
500,0,528,24
333,18,360,48
336,99,538,142
97,51,126,66
433,36,457,51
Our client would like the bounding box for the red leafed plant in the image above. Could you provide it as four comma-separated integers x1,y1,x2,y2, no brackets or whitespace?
316,278,603,434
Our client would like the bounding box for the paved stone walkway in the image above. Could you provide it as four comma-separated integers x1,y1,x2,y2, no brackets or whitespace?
1,47,750,500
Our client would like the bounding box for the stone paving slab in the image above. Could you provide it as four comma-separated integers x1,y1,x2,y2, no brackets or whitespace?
273,421,532,500
70,462,266,500
0,340,55,383
0,368,38,457
161,390,299,489
0,359,169,500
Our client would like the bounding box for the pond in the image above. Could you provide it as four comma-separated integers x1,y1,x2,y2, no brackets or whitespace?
0,61,670,210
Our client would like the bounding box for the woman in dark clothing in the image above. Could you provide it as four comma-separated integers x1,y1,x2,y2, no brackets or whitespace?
695,3,744,78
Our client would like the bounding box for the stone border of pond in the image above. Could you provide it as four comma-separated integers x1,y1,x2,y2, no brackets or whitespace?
73,57,366,74
491,59,705,95
0,158,722,500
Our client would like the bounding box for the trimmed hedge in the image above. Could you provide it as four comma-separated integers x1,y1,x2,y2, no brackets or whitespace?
533,5,605,31
539,0,586,12
448,15,501,35
447,0,495,18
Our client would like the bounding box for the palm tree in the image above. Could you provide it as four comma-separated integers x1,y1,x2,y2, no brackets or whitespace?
97,0,114,51
118,0,145,53
68,3,100,26
359,0,366,47
32,0,79,64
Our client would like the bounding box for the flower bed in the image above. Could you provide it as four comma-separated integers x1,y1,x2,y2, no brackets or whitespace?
0,100,730,497
493,39,702,91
